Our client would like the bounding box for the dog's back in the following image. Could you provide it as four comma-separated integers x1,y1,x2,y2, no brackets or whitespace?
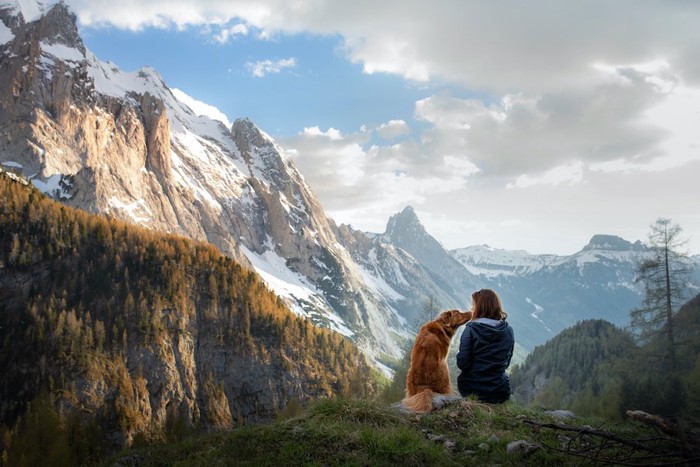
402,310,470,412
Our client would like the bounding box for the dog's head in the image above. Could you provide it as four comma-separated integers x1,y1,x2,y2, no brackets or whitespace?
435,309,472,333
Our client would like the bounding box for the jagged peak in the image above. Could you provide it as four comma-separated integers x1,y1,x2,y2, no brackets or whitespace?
233,117,257,132
28,1,83,52
384,205,423,236
231,117,278,150
582,234,645,252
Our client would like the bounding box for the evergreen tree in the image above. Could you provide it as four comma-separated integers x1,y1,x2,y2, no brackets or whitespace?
630,218,694,372
416,295,440,330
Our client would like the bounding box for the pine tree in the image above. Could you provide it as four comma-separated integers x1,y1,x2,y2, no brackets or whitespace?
630,218,693,372
416,295,440,330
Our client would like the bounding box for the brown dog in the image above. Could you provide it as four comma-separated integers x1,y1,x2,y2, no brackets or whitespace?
402,309,472,413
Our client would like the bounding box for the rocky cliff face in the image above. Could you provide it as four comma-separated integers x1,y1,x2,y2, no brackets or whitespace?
0,2,182,240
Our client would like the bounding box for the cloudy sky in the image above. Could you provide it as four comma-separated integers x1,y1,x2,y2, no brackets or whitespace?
63,0,699,255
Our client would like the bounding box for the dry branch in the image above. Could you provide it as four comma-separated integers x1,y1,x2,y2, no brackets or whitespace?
523,419,664,453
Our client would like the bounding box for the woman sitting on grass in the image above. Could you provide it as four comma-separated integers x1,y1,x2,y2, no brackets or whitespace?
456,288,514,403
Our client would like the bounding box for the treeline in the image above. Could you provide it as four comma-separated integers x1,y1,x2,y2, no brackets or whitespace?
0,173,378,465
510,299,700,423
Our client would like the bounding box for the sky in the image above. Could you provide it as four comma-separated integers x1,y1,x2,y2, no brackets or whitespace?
51,0,700,255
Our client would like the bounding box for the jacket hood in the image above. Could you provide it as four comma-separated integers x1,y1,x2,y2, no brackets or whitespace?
468,320,510,343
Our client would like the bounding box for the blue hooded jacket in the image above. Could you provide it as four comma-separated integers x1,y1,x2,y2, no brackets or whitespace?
456,318,514,403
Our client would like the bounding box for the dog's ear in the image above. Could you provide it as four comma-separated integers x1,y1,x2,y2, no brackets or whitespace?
436,311,452,326
437,309,459,326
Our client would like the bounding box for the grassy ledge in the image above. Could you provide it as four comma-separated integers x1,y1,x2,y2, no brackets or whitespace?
103,397,698,466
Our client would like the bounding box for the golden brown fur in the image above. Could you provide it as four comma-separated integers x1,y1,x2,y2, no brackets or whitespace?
402,309,472,413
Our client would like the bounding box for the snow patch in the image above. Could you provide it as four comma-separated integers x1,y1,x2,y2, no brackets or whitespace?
1,160,23,169
357,263,404,302
373,360,394,379
40,41,85,62
171,88,231,128
452,244,556,278
0,166,29,185
107,197,152,224
3,0,45,23
0,19,13,45
525,297,552,332
240,243,354,337
30,173,71,199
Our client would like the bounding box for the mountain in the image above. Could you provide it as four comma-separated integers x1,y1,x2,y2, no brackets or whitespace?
510,293,700,419
452,235,667,349
509,319,637,410
379,206,479,305
0,171,377,449
0,0,421,362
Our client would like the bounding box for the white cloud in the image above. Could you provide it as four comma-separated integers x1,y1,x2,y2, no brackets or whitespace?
413,64,677,179
278,125,477,232
506,162,585,189
301,126,343,141
213,23,248,43
245,57,296,78
67,1,700,88
376,119,410,140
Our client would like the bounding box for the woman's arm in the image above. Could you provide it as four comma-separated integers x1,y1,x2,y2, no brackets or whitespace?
505,326,515,368
456,326,473,371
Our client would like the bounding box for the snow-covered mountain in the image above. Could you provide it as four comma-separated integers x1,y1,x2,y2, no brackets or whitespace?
452,234,700,349
0,0,419,363
452,245,559,278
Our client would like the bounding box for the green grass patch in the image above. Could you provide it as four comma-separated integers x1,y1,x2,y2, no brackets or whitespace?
104,397,697,466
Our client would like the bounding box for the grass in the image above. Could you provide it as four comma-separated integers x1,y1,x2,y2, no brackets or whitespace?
103,397,697,466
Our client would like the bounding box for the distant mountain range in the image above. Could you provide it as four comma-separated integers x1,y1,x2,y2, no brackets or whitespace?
1,0,698,365
452,234,697,349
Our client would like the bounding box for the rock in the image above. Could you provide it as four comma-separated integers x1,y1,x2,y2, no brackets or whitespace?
478,442,490,451
432,393,462,410
488,434,500,443
545,409,575,420
507,440,540,456
443,440,456,451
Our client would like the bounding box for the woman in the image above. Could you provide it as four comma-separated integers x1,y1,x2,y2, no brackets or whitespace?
456,289,514,403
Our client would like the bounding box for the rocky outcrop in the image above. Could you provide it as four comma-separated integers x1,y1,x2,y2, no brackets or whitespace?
140,92,172,183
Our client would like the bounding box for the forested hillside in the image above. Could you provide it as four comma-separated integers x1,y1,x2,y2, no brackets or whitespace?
510,298,700,422
0,172,377,464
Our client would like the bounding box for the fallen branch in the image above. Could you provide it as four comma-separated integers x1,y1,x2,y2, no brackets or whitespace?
523,419,664,453
537,439,700,467
525,419,699,465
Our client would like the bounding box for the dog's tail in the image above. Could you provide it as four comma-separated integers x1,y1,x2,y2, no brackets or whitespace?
402,388,434,413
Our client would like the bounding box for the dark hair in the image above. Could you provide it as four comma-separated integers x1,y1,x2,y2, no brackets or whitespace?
471,289,507,321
